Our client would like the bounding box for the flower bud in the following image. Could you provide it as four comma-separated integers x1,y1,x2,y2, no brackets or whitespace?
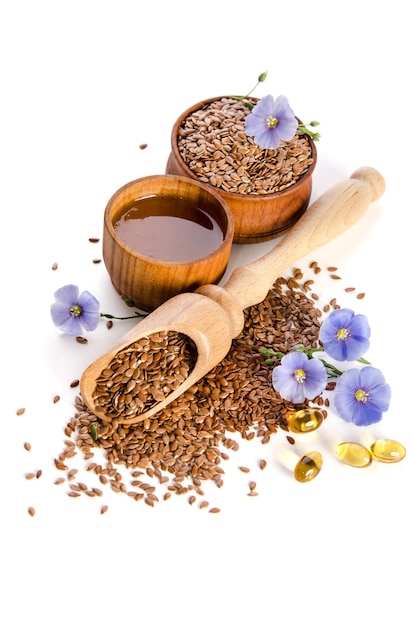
258,71,268,83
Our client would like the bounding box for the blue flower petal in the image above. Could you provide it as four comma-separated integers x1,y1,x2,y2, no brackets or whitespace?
334,366,391,426
51,284,100,336
272,351,327,404
245,94,297,150
320,308,371,362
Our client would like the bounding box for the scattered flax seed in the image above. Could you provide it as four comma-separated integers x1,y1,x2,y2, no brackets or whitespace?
314,266,321,274
92,259,102,264
54,459,68,470
89,238,100,243
330,274,342,280
286,436,296,445
247,491,259,497
188,495,196,505
259,459,267,470
53,395,60,404
106,320,113,329
345,287,356,292
309,261,318,269
139,143,148,150
68,491,81,498
100,505,109,514
323,304,330,313
36,470,42,479
249,481,257,491
51,262,58,271
199,501,209,509
70,379,80,388
327,266,338,272
25,473,36,480
357,292,366,300
23,442,31,451
76,336,88,344
209,507,220,514
163,492,171,501
16,408,25,416
54,477,65,485
28,507,36,517
238,466,250,473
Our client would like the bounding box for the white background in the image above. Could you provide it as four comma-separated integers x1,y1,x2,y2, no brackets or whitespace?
1,2,412,624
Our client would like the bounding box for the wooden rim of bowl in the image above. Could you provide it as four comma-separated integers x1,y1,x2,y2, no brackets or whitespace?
104,174,235,267
170,96,317,201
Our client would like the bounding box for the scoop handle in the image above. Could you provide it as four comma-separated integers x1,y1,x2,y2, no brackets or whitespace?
223,167,385,310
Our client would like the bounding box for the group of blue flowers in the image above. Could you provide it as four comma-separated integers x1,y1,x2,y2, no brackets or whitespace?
52,286,391,429
262,308,391,428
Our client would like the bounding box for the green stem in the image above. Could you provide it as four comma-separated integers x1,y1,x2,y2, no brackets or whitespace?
100,312,148,321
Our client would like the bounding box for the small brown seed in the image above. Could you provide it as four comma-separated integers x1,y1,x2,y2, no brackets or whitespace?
100,505,109,514
76,336,88,344
357,292,366,299
209,507,220,514
70,380,80,388
89,237,100,243
51,262,58,270
28,507,36,517
53,395,60,403
16,408,25,416
238,466,250,473
23,442,31,451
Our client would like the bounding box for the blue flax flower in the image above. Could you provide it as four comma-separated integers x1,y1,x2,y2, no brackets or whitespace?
51,284,100,336
245,94,298,150
319,308,370,362
272,351,327,404
334,366,391,426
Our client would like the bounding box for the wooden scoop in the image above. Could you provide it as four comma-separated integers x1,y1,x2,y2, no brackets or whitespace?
80,167,385,424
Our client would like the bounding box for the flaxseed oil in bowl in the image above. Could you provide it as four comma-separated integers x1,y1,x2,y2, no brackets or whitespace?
113,194,224,262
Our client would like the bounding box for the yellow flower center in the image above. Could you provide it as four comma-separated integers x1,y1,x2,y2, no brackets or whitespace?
70,305,82,317
355,388,369,403
337,327,349,340
266,115,278,128
295,368,306,383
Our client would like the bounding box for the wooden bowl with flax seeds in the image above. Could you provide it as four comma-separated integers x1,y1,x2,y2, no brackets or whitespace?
166,96,317,244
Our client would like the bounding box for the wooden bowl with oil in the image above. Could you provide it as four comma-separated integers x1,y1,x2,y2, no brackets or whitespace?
102,175,234,312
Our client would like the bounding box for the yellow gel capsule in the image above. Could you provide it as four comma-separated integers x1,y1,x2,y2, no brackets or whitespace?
370,439,406,463
294,451,323,483
287,408,324,434
336,442,372,468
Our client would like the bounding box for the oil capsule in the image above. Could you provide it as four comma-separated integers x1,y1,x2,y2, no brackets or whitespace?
294,451,323,483
370,439,406,463
287,408,324,434
336,442,372,468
